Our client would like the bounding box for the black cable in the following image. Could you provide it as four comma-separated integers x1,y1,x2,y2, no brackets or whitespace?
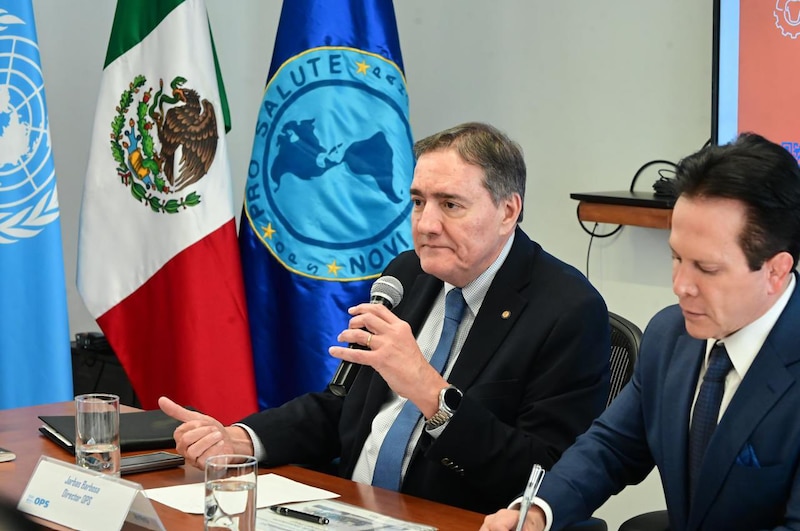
657,167,676,180
580,217,622,281
629,159,677,193
586,223,596,279
576,204,623,238
578,157,677,277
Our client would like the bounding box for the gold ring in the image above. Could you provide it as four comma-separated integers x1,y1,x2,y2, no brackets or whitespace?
366,333,373,349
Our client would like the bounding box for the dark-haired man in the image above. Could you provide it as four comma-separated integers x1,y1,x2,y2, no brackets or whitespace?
483,133,800,531
161,122,610,513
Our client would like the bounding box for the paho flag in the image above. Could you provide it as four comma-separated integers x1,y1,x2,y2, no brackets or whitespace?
0,0,73,409
78,0,256,424
240,0,413,409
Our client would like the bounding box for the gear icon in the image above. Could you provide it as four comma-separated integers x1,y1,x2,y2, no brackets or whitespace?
775,0,800,39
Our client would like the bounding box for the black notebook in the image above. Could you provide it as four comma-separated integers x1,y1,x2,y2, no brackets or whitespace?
39,409,180,454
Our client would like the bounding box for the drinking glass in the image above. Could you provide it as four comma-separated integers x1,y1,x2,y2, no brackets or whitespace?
74,393,120,476
204,454,257,531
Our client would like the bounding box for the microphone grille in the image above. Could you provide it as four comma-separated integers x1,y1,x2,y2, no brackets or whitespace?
370,276,404,308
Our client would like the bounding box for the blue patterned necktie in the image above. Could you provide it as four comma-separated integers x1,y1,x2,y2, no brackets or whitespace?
371,288,467,491
688,342,732,496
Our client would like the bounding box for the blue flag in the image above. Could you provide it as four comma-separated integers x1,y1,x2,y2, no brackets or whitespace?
240,0,413,409
0,0,73,408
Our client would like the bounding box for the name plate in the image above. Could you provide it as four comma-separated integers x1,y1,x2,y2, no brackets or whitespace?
18,456,165,531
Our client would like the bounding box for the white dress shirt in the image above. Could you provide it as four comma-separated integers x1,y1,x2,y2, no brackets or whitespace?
692,274,795,422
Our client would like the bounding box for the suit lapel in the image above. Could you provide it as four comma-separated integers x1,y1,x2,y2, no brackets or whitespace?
661,334,704,527
448,232,532,388
352,231,533,465
687,343,793,529
360,272,442,418
343,271,441,473
689,277,800,529
687,286,800,529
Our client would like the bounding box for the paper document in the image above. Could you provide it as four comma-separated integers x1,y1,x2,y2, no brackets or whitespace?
144,473,339,514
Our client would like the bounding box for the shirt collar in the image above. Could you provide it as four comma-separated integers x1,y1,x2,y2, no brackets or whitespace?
443,232,515,316
705,273,796,378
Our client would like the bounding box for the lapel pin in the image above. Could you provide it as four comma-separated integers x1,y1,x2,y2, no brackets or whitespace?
501,310,511,319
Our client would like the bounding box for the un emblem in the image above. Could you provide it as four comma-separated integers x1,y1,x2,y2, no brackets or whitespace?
0,10,59,244
245,47,414,280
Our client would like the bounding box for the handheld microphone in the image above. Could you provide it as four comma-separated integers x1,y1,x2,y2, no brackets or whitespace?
328,275,404,397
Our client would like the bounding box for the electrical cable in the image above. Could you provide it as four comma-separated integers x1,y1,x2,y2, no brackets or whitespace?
585,223,596,279
580,140,711,275
578,157,677,277
576,204,623,239
628,159,677,193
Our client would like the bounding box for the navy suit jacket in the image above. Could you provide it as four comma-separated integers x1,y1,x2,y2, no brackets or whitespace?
240,228,610,513
539,279,800,530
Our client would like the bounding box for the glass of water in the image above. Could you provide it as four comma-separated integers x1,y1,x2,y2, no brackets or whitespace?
74,393,120,476
205,454,258,531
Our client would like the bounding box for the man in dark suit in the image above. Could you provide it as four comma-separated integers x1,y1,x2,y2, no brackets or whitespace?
160,122,610,513
482,133,800,531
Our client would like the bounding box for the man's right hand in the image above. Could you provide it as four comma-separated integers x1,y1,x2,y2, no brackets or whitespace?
158,396,254,470
480,507,546,531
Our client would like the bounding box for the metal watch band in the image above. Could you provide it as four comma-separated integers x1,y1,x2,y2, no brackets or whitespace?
425,385,462,429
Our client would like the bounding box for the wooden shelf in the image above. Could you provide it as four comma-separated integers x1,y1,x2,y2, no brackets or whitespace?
576,201,672,229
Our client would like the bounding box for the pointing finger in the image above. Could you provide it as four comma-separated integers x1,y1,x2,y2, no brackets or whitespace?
158,396,204,423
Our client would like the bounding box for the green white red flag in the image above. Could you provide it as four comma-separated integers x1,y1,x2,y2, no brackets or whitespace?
77,0,257,423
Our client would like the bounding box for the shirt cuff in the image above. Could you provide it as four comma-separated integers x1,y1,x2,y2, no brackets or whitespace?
233,423,266,461
534,497,553,531
506,496,553,531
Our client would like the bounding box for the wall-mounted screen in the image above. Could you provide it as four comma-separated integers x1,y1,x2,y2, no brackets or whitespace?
714,0,800,160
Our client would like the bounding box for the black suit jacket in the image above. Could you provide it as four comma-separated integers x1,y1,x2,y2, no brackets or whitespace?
240,227,610,513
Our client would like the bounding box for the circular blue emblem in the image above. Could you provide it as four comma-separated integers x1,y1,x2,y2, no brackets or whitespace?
245,47,413,280
0,21,59,243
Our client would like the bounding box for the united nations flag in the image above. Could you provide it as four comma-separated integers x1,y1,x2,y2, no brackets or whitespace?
0,0,73,408
240,0,413,408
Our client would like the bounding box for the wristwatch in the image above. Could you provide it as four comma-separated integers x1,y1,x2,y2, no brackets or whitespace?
425,385,463,429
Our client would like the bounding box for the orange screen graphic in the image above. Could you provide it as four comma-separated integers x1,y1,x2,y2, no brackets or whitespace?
739,0,800,155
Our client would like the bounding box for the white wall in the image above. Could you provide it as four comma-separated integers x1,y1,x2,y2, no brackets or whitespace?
33,1,712,528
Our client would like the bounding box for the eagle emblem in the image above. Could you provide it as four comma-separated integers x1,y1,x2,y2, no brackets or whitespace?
109,75,218,213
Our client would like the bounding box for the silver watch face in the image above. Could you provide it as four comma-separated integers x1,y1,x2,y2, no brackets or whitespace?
426,386,462,429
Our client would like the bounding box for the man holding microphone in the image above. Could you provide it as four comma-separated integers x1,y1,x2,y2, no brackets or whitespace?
160,122,610,514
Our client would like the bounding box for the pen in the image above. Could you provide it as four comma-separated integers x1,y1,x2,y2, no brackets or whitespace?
516,464,545,531
269,505,330,525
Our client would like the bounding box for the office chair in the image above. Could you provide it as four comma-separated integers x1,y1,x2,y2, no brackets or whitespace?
607,312,642,406
611,311,667,531
561,312,643,531
618,510,669,531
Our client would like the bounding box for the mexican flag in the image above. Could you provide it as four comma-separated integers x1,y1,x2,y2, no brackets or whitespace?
77,0,257,424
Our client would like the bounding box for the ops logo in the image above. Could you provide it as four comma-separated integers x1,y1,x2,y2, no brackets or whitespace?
25,494,49,508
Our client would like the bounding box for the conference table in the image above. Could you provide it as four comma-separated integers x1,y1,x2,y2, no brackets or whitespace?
0,402,485,530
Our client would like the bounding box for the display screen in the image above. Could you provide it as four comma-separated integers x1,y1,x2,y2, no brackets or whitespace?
713,0,800,160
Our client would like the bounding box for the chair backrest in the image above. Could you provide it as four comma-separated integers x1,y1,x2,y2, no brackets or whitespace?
561,315,642,531
607,312,643,407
